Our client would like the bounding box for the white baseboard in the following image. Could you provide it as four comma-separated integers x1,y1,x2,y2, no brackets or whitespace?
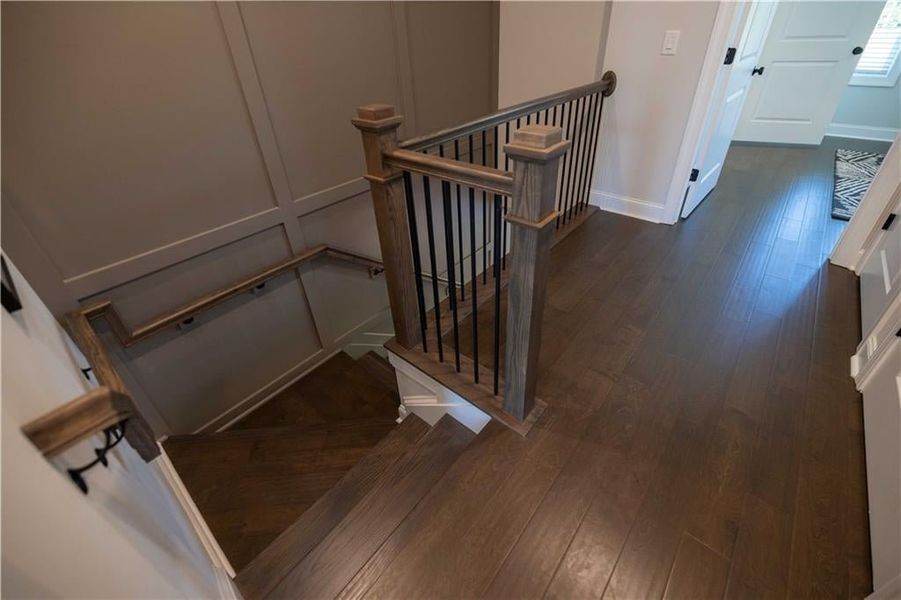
590,190,668,224
868,574,901,600
827,123,900,143
156,450,235,579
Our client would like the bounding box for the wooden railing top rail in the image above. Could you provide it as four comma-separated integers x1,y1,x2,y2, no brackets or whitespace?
399,71,617,152
78,244,382,348
384,148,513,196
22,386,138,458
62,313,160,461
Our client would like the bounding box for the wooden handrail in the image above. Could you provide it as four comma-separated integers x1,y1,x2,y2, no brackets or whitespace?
52,243,381,462
76,244,383,348
63,313,160,461
399,71,617,152
22,386,146,458
383,149,513,197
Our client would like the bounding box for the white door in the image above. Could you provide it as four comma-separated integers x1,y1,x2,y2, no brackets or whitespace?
682,1,778,218
733,1,885,145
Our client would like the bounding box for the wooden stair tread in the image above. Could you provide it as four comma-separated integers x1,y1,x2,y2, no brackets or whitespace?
262,415,475,599
165,417,397,465
337,420,516,598
232,352,398,430
164,417,399,573
355,351,397,392
234,413,430,599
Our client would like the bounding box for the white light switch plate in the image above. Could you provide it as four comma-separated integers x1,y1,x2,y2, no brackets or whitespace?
661,29,680,55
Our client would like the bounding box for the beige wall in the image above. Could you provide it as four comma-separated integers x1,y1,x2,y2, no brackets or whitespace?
832,80,901,132
497,1,610,107
2,257,226,598
592,1,720,222
1,1,496,435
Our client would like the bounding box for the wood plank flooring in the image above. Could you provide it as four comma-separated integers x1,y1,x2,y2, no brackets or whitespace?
347,137,884,599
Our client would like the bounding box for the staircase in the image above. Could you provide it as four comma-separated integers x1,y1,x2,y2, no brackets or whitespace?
161,78,620,598
164,351,486,598
164,351,404,572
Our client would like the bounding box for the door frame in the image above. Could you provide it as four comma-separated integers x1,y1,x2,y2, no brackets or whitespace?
662,0,751,224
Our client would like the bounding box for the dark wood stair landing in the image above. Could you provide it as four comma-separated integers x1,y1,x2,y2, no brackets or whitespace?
163,351,401,572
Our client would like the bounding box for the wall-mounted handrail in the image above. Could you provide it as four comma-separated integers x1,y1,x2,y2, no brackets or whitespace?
384,149,513,197
22,386,137,458
62,313,161,461
76,244,383,349
22,386,151,493
399,72,617,152
57,243,382,458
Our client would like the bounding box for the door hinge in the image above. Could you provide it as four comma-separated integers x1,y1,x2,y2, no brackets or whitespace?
881,213,896,230
724,47,737,65
689,168,699,182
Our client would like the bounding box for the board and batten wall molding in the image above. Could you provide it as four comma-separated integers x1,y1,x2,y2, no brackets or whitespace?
1,1,497,435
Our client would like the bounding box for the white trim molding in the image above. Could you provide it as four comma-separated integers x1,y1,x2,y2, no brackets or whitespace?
832,133,901,271
387,350,491,434
827,123,901,143
661,0,742,226
869,574,901,600
590,190,668,224
155,450,235,579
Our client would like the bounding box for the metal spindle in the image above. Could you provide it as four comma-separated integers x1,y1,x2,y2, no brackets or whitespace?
402,171,429,352
481,129,488,284
503,122,510,270
562,96,584,223
556,100,574,226
504,122,510,170
573,93,597,218
502,196,508,270
452,140,465,300
422,175,443,362
583,94,606,212
468,186,479,383
442,180,461,372
492,194,502,396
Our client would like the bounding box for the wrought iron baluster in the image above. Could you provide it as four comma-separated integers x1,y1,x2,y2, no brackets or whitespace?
453,139,465,301
583,94,606,212
403,171,429,351
468,186,479,383
422,174,443,362
574,93,598,218
442,180,461,372
492,194,503,396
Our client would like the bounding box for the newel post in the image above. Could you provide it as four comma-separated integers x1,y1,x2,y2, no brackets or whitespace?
503,125,571,420
352,104,420,348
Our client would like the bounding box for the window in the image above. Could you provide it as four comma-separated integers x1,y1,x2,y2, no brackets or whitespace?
851,0,901,87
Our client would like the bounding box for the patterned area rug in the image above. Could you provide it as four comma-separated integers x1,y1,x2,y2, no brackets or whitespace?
832,149,885,221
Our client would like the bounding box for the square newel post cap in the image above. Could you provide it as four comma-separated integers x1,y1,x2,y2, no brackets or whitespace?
352,103,404,132
504,125,571,163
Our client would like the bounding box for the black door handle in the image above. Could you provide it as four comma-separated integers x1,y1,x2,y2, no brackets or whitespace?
752,66,765,76
852,46,864,55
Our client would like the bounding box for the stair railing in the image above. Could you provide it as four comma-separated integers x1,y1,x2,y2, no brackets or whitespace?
353,72,616,431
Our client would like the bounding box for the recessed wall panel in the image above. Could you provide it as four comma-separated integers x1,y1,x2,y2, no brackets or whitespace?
1,2,277,278
240,1,402,199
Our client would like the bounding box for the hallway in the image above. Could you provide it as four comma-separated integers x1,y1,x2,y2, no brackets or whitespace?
333,137,882,599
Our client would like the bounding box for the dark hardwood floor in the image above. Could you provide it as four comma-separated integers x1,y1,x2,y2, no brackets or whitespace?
340,137,886,599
